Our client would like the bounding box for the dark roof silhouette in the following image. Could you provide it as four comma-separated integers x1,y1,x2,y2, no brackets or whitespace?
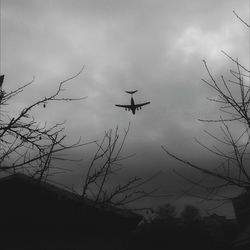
0,173,143,249
0,173,142,229
0,173,139,217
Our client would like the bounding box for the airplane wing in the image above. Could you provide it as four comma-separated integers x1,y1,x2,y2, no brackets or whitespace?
135,102,150,108
115,104,132,109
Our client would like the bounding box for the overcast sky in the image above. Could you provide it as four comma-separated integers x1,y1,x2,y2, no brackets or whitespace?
1,0,249,216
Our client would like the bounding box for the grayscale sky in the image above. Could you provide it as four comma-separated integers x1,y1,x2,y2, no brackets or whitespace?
1,0,249,216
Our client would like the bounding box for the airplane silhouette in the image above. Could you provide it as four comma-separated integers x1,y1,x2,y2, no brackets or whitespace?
115,90,150,115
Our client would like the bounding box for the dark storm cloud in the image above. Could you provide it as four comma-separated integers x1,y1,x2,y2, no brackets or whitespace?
2,0,249,214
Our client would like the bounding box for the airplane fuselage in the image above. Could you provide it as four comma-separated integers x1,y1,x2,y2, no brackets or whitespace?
131,97,136,114
126,96,143,114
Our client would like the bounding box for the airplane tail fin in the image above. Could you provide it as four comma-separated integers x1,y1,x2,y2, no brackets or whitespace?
125,90,138,95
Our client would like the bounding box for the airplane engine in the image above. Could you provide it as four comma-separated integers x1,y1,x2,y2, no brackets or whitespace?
125,108,127,111
140,107,142,110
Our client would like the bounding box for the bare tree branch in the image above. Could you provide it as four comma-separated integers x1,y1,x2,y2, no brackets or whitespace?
0,67,90,178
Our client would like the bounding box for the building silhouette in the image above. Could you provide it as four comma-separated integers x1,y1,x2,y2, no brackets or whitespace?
0,173,142,249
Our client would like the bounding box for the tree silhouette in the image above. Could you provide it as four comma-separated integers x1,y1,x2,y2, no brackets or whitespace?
156,203,177,220
0,67,89,180
81,124,160,208
162,11,250,201
181,205,200,223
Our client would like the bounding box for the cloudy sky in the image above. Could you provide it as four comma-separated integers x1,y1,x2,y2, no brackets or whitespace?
1,0,249,216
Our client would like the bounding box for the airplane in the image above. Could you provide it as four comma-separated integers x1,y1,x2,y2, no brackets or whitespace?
115,90,150,115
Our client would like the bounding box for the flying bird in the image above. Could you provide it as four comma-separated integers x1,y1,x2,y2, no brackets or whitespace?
115,90,150,115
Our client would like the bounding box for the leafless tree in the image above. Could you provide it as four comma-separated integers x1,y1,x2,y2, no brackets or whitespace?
81,124,162,208
0,67,90,181
162,11,250,200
